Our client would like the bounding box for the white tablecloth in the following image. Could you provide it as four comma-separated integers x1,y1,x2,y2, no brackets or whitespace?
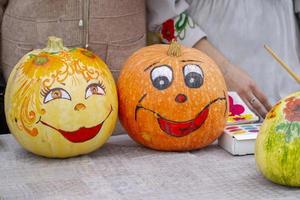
0,134,299,200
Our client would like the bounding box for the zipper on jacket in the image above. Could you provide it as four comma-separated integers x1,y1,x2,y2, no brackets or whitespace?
81,0,90,48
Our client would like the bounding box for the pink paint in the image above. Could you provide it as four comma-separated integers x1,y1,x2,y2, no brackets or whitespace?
229,96,245,116
226,126,239,130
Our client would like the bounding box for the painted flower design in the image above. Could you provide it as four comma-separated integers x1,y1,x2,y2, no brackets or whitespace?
274,95,300,142
283,97,300,122
22,52,65,79
161,19,176,42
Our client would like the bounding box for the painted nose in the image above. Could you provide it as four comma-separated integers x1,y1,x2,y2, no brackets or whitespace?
74,103,86,111
175,93,187,103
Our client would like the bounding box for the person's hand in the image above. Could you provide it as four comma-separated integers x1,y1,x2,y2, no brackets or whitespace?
223,63,272,118
193,38,272,118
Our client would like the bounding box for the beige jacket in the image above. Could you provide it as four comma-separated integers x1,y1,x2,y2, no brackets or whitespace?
0,0,146,82
0,0,146,135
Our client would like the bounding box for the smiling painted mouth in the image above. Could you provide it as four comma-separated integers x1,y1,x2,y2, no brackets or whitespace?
157,106,209,137
40,106,113,143
135,96,226,137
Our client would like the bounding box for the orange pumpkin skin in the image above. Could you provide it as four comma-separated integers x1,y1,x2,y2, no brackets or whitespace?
118,42,228,151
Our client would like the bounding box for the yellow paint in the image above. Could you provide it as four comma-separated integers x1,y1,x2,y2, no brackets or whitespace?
227,113,255,123
232,130,247,134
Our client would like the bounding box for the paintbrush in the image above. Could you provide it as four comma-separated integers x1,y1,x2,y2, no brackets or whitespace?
264,44,300,84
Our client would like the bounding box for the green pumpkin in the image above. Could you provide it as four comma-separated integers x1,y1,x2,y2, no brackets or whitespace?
255,91,300,186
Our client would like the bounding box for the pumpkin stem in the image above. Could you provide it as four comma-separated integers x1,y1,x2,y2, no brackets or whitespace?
167,39,181,57
43,36,68,53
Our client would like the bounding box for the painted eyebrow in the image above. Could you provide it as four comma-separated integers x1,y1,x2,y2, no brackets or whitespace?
144,62,159,72
180,60,203,63
143,60,202,71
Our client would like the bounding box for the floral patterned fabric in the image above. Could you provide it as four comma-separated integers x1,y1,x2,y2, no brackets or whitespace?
160,12,196,44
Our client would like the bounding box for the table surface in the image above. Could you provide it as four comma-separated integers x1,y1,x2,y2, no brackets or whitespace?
0,134,299,200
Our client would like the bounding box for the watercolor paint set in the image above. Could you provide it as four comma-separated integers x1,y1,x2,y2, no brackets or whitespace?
218,123,261,155
226,91,260,125
224,123,261,135
218,91,262,155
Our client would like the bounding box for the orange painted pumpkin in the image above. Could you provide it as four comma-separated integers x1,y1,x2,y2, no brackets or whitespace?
118,41,228,151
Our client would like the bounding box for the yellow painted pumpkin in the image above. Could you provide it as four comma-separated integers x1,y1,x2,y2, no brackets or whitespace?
118,41,228,151
5,37,118,158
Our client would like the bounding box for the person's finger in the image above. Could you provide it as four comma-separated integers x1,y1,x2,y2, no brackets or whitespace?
251,84,273,111
241,91,268,118
243,96,259,116
248,96,268,118
239,92,261,117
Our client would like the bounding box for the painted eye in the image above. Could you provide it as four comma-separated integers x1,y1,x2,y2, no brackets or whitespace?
150,65,173,90
85,83,105,99
44,88,71,103
183,64,204,88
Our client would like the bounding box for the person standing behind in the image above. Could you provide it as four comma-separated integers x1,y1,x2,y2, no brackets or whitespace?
0,0,146,134
147,0,300,118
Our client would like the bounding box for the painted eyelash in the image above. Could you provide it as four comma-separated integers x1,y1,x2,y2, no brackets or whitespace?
97,81,106,93
40,87,50,97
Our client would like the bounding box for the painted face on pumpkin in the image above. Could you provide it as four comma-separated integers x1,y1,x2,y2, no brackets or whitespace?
135,60,227,137
6,44,117,157
118,42,228,151
37,73,113,143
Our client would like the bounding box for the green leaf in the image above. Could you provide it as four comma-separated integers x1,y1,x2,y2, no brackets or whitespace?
279,122,300,143
29,54,37,58
69,48,77,52
276,122,288,132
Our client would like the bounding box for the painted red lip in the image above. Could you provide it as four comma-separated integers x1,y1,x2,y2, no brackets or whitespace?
40,106,113,143
56,123,103,143
157,107,209,137
135,95,227,137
